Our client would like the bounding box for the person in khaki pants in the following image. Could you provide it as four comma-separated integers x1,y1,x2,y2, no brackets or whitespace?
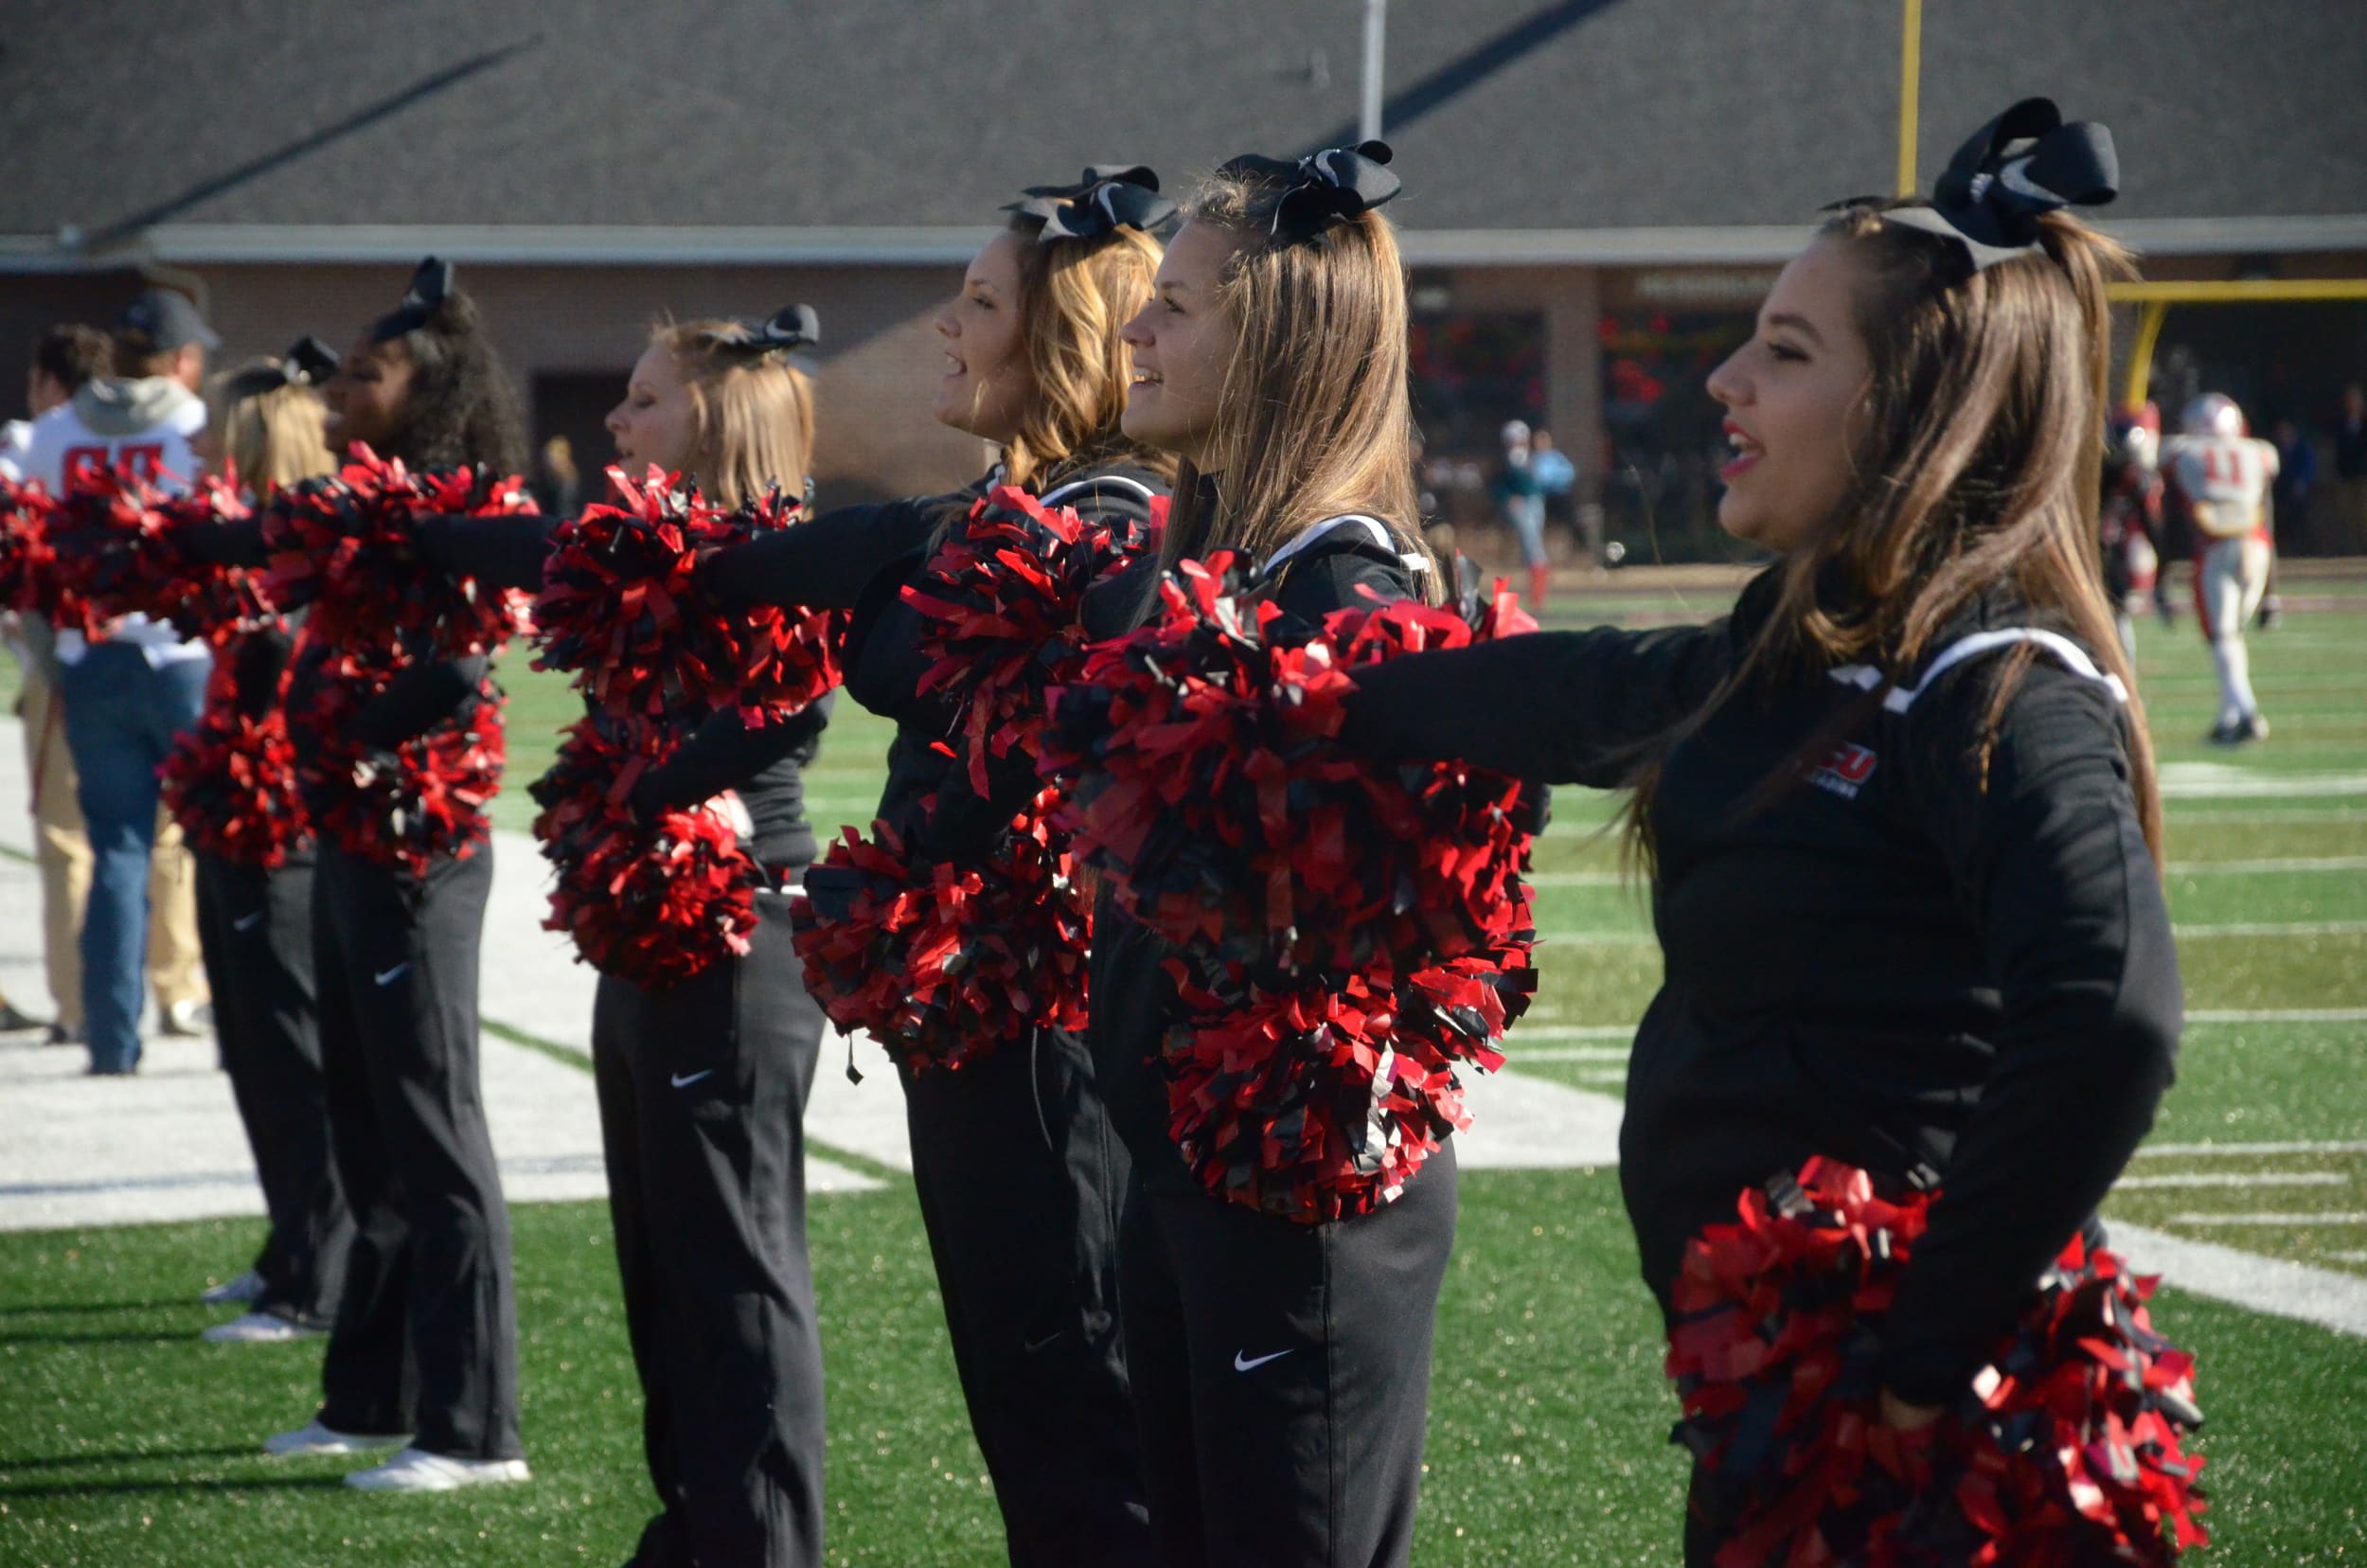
19,645,209,1045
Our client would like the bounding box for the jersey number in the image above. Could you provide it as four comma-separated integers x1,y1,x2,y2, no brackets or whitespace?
61,443,168,484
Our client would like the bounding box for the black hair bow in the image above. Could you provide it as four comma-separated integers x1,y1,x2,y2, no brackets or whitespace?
283,335,340,386
1005,166,1176,242
373,256,456,340
1858,98,2117,270
1220,141,1400,243
220,335,343,402
740,303,820,353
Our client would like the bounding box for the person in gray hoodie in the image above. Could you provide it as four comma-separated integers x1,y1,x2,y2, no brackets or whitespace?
9,290,218,1074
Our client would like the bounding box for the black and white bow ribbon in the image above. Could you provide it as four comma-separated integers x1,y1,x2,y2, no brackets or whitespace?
1005,165,1176,242
1844,98,2117,270
1219,140,1400,243
741,304,820,353
282,335,340,386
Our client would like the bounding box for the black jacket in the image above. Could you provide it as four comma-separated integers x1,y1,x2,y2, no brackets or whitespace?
1341,567,2181,1404
1086,524,1427,1201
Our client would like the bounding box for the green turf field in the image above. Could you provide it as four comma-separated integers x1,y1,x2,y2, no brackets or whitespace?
5,596,2363,1563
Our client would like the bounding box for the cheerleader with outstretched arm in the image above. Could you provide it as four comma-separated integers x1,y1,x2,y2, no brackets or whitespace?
1072,143,1466,1568
1334,105,2192,1562
699,168,1176,1565
414,309,838,1564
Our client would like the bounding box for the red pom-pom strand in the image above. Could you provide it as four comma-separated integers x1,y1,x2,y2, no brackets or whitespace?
1037,553,1541,1221
791,786,1093,1075
529,710,765,989
159,642,311,868
260,445,536,656
904,483,1163,794
1666,1157,2208,1566
531,466,841,722
283,634,504,878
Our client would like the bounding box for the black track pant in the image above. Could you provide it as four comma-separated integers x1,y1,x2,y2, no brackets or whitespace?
593,891,828,1568
902,1027,1150,1565
1119,1141,1459,1568
194,850,349,1324
312,841,522,1460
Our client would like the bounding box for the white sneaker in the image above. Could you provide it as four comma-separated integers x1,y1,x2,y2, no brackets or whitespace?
200,1269,265,1306
262,1418,413,1457
344,1447,531,1492
203,1310,323,1344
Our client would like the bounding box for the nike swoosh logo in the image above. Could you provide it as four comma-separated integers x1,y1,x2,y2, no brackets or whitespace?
373,964,408,986
670,1069,714,1089
1233,1349,1292,1373
233,912,264,932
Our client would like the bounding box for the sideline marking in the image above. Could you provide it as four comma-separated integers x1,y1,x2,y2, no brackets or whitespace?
2136,1139,2367,1158
2115,1172,2346,1190
2186,1008,2367,1025
1535,919,2367,945
2166,1212,2367,1226
2109,1222,2367,1339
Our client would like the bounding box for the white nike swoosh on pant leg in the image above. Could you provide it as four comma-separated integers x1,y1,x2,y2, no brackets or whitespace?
670,1069,714,1089
233,912,264,932
373,964,408,986
1233,1349,1292,1373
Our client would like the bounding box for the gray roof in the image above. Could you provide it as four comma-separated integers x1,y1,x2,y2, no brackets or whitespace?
5,0,2362,255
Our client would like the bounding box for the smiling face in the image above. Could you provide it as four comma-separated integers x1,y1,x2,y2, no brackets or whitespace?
932,231,1033,443
1118,219,1237,470
606,345,695,472
324,336,415,454
1704,238,1874,554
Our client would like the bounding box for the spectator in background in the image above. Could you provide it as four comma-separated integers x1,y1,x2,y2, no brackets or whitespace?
4,319,211,1050
9,291,218,1074
1491,418,1551,609
532,433,581,517
2270,417,2317,546
2336,383,2367,555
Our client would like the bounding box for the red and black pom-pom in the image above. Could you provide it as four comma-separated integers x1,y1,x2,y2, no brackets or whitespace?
0,475,57,612
159,648,310,868
260,446,536,655
532,466,842,723
904,483,1163,793
1037,552,1541,1221
283,637,505,878
27,468,268,641
791,788,1092,1075
1665,1157,2208,1567
529,710,765,989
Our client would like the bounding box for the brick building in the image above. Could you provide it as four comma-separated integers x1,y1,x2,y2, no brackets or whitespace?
6,0,2363,554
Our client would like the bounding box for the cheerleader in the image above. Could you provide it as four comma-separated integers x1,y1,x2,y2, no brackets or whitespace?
418,309,836,1563
1086,142,1455,1568
1334,104,2184,1561
187,339,353,1343
260,259,533,1489
701,167,1173,1564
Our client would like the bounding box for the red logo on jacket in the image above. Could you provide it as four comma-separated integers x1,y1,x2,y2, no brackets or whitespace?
1808,742,1878,799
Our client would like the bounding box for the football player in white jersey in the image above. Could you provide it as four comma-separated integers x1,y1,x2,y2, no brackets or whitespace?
2164,391,2278,743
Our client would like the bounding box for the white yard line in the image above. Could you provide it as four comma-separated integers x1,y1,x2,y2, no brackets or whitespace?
2109,1223,2367,1338
2135,1139,2367,1158
2162,856,2367,875
2114,1172,2347,1189
2157,770,2367,800
1537,919,2367,947
1511,1025,1637,1042
2185,1008,2367,1025
2165,1212,2367,1226
1514,1047,1631,1063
